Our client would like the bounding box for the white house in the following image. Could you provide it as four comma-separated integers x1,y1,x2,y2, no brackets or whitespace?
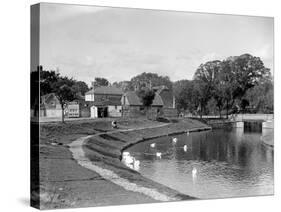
85,86,123,118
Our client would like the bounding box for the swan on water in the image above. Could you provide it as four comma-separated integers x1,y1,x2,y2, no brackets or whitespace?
123,155,134,164
192,167,197,178
172,137,178,143
134,159,140,167
133,158,140,169
122,152,134,164
150,143,156,148
122,153,140,170
156,152,162,158
122,152,130,157
183,145,188,152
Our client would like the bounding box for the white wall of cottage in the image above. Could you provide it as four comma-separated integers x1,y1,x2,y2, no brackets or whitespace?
85,94,94,101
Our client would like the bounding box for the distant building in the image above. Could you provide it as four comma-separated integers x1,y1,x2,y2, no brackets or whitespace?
121,91,163,118
67,102,80,118
40,93,91,118
40,93,62,118
66,97,90,118
85,86,123,118
152,85,178,117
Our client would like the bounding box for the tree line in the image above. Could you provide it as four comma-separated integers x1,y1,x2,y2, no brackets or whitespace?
32,53,273,122
111,53,273,117
174,54,273,117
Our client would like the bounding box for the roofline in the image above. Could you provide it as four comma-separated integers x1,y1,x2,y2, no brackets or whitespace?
85,91,123,95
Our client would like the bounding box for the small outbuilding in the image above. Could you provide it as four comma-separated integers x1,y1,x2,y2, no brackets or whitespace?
152,85,178,117
121,91,163,118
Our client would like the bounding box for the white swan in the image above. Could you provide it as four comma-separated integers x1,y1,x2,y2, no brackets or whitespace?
172,137,178,143
123,155,134,164
122,153,140,170
122,152,130,157
192,167,197,178
150,143,156,148
134,159,140,167
156,152,162,158
183,145,188,152
122,152,134,164
129,157,140,171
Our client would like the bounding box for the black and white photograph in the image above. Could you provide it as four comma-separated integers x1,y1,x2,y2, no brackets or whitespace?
30,2,274,210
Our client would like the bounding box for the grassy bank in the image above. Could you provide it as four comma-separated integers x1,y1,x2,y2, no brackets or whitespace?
190,117,237,129
38,118,210,209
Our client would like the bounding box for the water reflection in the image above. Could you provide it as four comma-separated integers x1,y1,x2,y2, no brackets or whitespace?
126,127,274,199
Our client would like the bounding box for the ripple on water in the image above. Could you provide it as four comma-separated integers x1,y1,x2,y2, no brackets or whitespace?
126,128,274,199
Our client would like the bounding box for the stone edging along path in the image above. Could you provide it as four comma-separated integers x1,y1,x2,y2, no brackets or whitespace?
69,121,211,202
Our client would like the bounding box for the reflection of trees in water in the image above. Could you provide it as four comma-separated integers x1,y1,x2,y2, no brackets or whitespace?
189,130,232,162
130,127,273,174
127,128,273,197
244,121,263,133
188,129,271,167
187,129,272,183
135,128,272,167
237,144,248,167
260,144,274,165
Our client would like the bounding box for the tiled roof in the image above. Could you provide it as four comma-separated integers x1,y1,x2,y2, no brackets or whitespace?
92,99,121,106
85,86,123,95
124,91,142,106
124,91,163,106
153,93,164,106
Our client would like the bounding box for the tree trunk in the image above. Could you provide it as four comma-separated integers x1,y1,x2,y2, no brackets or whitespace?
200,102,203,119
61,104,65,123
226,100,229,119
219,107,222,118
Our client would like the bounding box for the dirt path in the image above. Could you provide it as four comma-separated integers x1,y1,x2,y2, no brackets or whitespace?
69,135,178,201
38,118,210,209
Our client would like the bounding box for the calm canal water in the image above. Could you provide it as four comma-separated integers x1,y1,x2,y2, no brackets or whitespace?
126,126,274,199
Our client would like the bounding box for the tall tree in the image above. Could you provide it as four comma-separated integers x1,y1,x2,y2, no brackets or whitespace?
218,54,271,116
93,77,109,88
193,60,221,85
193,80,210,118
52,77,77,123
72,81,89,96
244,76,273,113
193,60,221,117
130,72,173,91
214,60,238,117
39,68,60,96
176,54,271,117
173,80,198,113
136,87,156,117
227,54,270,100
112,81,131,92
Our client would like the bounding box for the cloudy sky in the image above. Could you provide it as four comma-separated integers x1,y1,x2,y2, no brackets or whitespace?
40,3,274,85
